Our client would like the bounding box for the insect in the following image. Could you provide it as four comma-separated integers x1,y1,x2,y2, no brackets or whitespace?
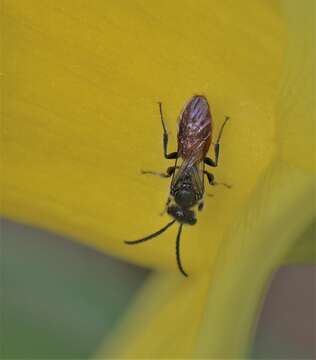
125,95,230,277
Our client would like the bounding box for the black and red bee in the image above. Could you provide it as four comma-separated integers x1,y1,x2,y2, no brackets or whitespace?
125,95,229,277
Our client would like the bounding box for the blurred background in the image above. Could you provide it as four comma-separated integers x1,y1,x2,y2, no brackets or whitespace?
1,218,315,359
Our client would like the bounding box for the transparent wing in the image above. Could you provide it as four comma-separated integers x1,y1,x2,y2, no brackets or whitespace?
191,161,205,197
171,156,205,199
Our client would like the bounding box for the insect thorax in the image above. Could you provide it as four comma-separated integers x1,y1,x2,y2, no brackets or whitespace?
171,172,202,209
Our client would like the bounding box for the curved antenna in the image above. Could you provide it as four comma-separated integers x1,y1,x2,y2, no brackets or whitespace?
176,224,188,277
125,220,176,245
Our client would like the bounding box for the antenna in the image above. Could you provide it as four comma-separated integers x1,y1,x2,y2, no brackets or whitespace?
176,224,188,277
125,220,176,245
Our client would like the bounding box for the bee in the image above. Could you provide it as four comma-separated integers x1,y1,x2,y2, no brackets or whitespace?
125,95,229,277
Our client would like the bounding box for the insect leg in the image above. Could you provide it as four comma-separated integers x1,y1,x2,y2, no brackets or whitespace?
204,171,215,184
160,196,171,215
204,116,230,167
158,102,178,159
198,201,204,211
141,166,177,178
204,170,231,188
204,157,217,167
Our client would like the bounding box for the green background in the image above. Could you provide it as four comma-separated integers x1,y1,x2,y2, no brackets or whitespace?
1,218,314,359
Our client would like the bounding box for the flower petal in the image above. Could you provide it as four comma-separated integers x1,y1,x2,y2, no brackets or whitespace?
96,272,212,358
2,0,284,272
195,161,315,358
277,0,315,172
96,161,315,358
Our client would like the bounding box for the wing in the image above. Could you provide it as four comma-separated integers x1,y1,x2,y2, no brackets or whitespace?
171,156,205,199
178,95,212,163
190,160,205,198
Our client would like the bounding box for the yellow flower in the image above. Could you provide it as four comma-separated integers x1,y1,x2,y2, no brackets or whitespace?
1,0,314,358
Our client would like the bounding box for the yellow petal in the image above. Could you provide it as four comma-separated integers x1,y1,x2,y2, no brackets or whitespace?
195,161,315,358
96,272,212,358
2,0,284,273
96,1,315,358
276,0,315,172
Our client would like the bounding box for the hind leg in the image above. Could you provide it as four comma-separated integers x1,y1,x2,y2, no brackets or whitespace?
158,102,178,160
204,116,230,167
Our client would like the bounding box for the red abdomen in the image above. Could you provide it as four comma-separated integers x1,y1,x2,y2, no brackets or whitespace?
178,95,212,161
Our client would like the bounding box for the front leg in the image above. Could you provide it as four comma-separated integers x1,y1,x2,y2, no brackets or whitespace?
160,196,172,215
158,102,178,160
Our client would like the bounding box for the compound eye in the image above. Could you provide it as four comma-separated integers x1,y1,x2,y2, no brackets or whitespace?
167,205,184,221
